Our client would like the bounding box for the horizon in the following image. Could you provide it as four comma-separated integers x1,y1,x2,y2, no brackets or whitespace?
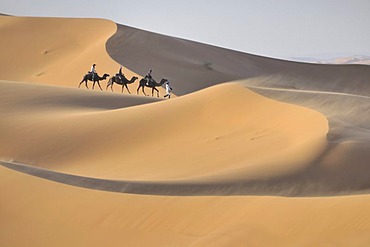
1,0,369,60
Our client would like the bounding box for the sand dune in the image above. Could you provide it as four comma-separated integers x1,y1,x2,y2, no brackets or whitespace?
240,77,370,196
2,15,370,246
2,166,370,247
0,16,117,85
0,15,166,96
0,81,327,186
107,24,370,96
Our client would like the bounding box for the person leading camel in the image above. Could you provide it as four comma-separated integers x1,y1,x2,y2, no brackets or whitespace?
164,79,173,98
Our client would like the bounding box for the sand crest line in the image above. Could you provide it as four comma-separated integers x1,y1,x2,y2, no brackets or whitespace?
0,160,268,196
0,160,250,196
245,85,370,100
2,160,370,197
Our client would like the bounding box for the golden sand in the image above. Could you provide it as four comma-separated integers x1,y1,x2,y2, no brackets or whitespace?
1,15,370,246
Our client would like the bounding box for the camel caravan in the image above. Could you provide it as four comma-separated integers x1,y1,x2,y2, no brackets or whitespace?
78,64,172,98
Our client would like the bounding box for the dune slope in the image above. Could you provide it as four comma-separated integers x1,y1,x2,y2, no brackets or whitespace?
0,80,331,195
11,79,370,196
107,24,370,96
0,15,165,95
2,15,370,247
0,16,117,85
2,166,370,247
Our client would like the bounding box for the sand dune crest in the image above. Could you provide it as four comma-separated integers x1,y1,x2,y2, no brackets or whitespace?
0,15,166,96
1,80,334,196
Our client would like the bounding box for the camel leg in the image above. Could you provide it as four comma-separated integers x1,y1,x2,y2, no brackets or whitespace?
78,80,84,88
152,87,159,97
125,84,131,94
137,85,147,96
143,86,147,96
97,81,103,91
106,79,113,91
109,82,114,92
85,80,89,89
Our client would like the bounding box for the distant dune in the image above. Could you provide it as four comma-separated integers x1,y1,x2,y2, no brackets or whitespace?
2,15,370,246
289,54,370,65
330,55,370,65
107,24,370,96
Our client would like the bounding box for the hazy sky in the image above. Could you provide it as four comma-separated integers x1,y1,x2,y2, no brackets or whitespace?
1,0,369,59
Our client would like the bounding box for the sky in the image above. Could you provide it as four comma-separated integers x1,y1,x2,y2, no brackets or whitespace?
1,0,370,59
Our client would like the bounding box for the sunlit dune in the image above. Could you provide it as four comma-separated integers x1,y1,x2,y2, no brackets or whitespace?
0,15,166,96
2,166,370,247
0,81,327,185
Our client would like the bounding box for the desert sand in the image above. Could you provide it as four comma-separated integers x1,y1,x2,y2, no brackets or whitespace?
1,15,370,246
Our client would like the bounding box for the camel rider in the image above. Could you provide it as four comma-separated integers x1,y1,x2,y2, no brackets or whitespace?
118,65,124,81
164,79,173,99
90,64,97,81
145,69,153,85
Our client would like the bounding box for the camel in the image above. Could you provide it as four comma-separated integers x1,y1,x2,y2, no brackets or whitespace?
137,77,168,97
78,73,110,90
106,75,138,94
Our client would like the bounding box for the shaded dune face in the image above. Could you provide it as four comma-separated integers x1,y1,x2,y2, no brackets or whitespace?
107,24,370,96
